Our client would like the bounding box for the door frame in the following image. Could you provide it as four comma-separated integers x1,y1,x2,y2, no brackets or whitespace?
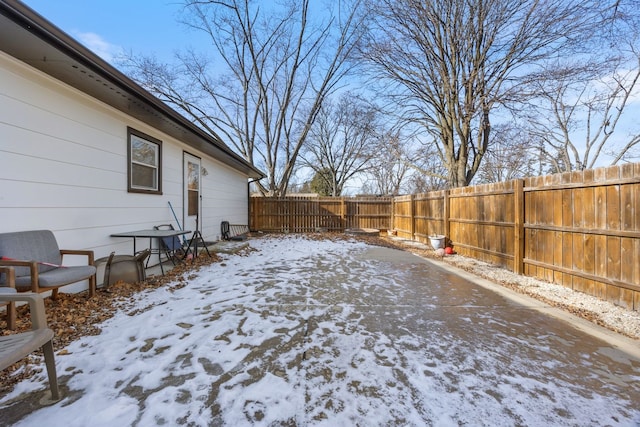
183,152,202,234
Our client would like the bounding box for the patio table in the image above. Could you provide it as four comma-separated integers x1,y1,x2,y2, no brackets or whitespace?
110,229,191,273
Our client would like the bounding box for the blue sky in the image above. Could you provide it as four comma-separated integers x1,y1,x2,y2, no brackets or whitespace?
22,0,203,63
20,0,640,170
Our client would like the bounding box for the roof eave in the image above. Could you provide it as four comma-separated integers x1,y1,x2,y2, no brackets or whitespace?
0,0,264,180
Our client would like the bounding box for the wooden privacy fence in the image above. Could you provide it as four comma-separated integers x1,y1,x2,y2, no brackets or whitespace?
391,164,639,311
250,196,392,233
250,163,639,311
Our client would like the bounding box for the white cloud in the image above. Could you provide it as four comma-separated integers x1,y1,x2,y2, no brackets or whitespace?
73,31,121,63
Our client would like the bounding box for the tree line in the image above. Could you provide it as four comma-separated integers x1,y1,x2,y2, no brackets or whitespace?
121,0,640,196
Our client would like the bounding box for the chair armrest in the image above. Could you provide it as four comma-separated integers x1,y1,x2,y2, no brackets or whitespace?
0,259,37,268
0,266,16,289
0,259,39,291
0,267,17,329
0,292,48,330
60,249,95,265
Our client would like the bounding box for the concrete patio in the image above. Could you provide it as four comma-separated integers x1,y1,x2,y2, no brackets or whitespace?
1,236,639,426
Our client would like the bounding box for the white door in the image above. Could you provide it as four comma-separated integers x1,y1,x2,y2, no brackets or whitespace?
183,153,202,234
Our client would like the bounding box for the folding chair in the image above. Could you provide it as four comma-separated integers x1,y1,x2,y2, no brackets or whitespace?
153,224,186,274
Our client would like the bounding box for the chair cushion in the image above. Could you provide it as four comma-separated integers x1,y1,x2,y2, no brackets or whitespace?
0,230,61,277
14,265,96,289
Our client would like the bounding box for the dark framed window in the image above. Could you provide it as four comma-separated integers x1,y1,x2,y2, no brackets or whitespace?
127,127,162,194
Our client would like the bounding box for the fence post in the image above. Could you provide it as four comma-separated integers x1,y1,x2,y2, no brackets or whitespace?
341,197,346,230
409,194,415,241
288,198,294,233
444,190,450,239
391,197,395,233
514,179,525,275
249,197,255,231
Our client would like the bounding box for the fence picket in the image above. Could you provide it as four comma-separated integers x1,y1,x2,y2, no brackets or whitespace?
250,163,639,310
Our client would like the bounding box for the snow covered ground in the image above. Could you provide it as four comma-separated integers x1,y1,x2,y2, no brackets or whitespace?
2,235,639,426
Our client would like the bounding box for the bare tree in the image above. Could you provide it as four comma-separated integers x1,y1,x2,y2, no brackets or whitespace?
121,0,365,195
403,142,449,193
361,0,618,188
524,50,640,172
300,93,380,196
475,124,539,183
363,131,447,194
363,131,410,195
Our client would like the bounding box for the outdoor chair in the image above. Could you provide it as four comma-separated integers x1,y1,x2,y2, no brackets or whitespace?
0,266,17,329
0,230,96,299
0,269,60,402
153,224,186,274
221,221,249,241
98,249,150,288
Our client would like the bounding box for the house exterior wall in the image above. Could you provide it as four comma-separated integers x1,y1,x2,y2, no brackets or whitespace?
0,51,249,272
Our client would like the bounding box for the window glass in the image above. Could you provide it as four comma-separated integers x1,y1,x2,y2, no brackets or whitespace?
187,161,199,215
128,128,162,194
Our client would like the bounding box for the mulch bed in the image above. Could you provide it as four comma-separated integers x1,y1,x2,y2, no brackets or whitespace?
0,252,226,395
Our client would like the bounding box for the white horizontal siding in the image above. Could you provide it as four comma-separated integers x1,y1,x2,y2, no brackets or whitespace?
201,160,249,239
0,51,251,281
